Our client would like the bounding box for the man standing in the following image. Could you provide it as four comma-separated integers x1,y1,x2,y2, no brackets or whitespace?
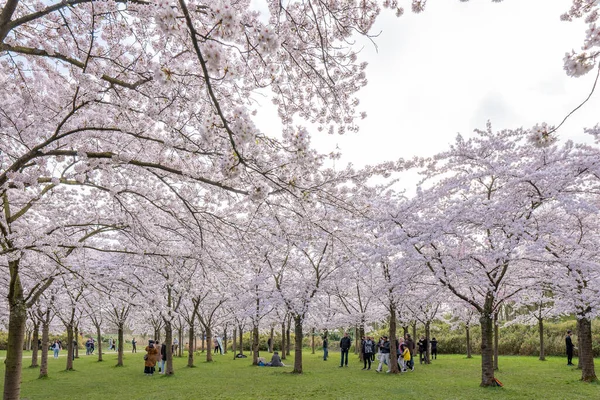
376,336,390,373
566,330,575,366
339,332,351,367
132,337,137,353
323,336,329,361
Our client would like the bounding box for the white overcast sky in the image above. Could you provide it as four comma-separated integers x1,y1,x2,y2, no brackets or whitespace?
252,0,600,170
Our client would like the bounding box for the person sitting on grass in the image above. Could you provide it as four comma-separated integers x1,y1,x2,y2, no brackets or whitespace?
266,351,284,367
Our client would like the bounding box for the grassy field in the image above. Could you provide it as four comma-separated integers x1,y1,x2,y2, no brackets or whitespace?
0,350,598,400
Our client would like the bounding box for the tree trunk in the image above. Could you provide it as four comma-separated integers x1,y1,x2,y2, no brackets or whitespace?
238,325,243,355
354,326,359,355
179,327,184,357
116,323,124,367
493,314,499,371
389,306,399,373
30,321,39,368
538,318,545,361
311,327,315,354
66,324,74,370
281,321,286,360
425,322,431,365
293,315,303,373
412,322,416,345
165,321,173,375
75,326,80,359
286,317,291,356
479,313,497,387
577,317,597,382
232,326,237,358
96,324,103,362
402,326,409,337
187,325,195,367
200,330,204,352
466,324,472,359
252,323,259,366
358,325,365,362
269,326,274,353
39,318,49,378
3,270,27,400
223,326,228,354
205,327,213,362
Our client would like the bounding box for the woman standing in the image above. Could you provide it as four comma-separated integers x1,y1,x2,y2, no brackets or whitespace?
144,340,159,375
52,340,61,359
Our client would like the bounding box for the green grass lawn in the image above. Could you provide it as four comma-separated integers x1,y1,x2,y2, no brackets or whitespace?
0,350,598,399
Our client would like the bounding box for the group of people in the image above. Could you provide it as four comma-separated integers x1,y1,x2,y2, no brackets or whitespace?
144,340,168,375
333,332,439,373
85,338,95,355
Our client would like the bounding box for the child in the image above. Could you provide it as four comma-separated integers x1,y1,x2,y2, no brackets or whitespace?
399,343,410,372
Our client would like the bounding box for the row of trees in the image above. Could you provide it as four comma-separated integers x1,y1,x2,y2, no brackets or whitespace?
2,0,600,399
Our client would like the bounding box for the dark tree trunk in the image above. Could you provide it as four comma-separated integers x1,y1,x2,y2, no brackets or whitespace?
286,317,291,356
205,327,213,362
281,321,286,360
354,326,359,355
402,326,409,337
3,268,27,400
30,321,39,368
66,325,74,370
232,326,237,358
96,324,103,362
223,326,228,354
269,326,274,353
238,325,243,355
425,322,431,364
179,327,184,357
479,313,497,387
358,325,365,362
116,323,124,367
165,321,173,375
187,325,195,367
538,318,545,361
74,326,79,359
252,324,259,366
389,307,399,373
292,315,303,373
200,330,205,353
493,314,499,371
412,322,416,344
39,318,49,378
466,324,472,359
577,317,597,382
311,327,315,354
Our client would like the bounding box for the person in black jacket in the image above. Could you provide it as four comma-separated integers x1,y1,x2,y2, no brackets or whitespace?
323,337,329,361
376,336,390,373
339,332,352,367
430,337,437,360
405,334,415,371
418,336,428,364
565,330,575,366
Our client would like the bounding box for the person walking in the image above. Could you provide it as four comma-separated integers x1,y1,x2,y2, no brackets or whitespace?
339,332,351,367
160,341,167,374
430,337,438,360
376,336,390,373
362,336,374,370
399,339,410,372
566,330,575,366
322,336,329,361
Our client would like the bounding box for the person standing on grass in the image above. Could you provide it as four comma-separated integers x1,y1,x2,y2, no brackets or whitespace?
132,338,137,353
323,336,329,361
418,336,428,364
430,337,438,360
405,333,415,371
376,336,390,373
160,341,167,374
399,339,410,372
144,340,159,376
362,336,374,370
566,330,575,366
53,340,61,359
339,332,352,367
